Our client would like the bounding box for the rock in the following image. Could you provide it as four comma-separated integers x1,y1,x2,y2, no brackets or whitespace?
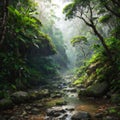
0,98,13,110
94,113,103,118
11,91,30,104
71,111,91,120
21,110,27,116
111,94,120,103
65,107,75,111
30,89,50,99
51,93,62,98
79,81,108,97
58,82,67,89
76,84,85,89
64,88,77,92
46,107,66,117
9,116,16,120
86,61,101,76
25,106,32,110
29,91,37,100
31,108,40,115
56,100,67,106
35,103,44,108
58,113,68,119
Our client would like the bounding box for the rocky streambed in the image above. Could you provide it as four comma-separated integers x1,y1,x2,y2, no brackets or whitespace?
0,75,119,120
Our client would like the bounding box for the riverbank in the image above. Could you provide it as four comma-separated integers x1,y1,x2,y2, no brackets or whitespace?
0,75,119,120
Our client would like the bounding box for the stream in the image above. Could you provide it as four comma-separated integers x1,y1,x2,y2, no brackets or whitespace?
44,75,108,120
0,75,111,120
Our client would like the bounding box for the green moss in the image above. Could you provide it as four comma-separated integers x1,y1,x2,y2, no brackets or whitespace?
73,74,86,85
86,73,97,84
45,98,64,107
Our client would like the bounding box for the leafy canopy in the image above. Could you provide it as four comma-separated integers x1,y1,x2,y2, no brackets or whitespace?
71,36,88,47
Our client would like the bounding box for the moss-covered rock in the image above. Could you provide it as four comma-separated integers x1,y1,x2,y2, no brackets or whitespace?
0,98,13,110
46,98,65,107
11,91,30,104
79,81,108,97
86,61,101,76
71,111,91,120
29,89,50,100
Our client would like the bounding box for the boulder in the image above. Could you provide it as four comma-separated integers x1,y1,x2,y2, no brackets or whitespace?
71,111,91,120
94,113,103,118
0,98,13,110
11,91,30,104
31,108,40,115
46,107,66,117
79,81,108,97
64,88,77,92
58,113,68,119
29,89,50,100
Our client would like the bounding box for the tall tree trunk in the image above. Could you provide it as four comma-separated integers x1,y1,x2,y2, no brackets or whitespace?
0,0,9,46
91,23,112,60
78,15,112,60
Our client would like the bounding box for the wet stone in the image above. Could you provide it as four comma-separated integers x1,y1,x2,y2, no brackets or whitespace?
21,110,27,116
58,113,68,119
71,111,91,120
24,116,29,119
46,107,66,117
9,116,16,120
53,112,62,117
64,88,77,92
31,108,40,115
94,113,103,118
25,106,31,110
65,107,75,111
51,93,62,98
56,100,67,106
32,103,43,108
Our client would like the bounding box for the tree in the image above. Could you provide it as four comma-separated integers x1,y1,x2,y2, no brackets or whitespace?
99,0,120,18
63,0,112,59
0,0,56,89
71,36,91,66
0,0,9,45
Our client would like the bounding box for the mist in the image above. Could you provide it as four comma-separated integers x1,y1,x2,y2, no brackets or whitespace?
34,0,90,71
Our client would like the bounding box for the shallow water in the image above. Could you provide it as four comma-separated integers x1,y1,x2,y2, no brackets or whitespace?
45,75,102,120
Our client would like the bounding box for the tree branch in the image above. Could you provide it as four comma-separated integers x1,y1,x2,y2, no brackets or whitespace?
76,15,92,27
104,3,120,18
111,0,120,7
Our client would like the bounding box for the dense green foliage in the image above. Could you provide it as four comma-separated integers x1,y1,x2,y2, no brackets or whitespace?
1,0,120,98
63,0,120,92
71,36,87,47
0,0,57,91
71,36,90,66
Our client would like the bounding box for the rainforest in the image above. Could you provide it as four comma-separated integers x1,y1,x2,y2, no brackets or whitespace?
0,0,120,120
